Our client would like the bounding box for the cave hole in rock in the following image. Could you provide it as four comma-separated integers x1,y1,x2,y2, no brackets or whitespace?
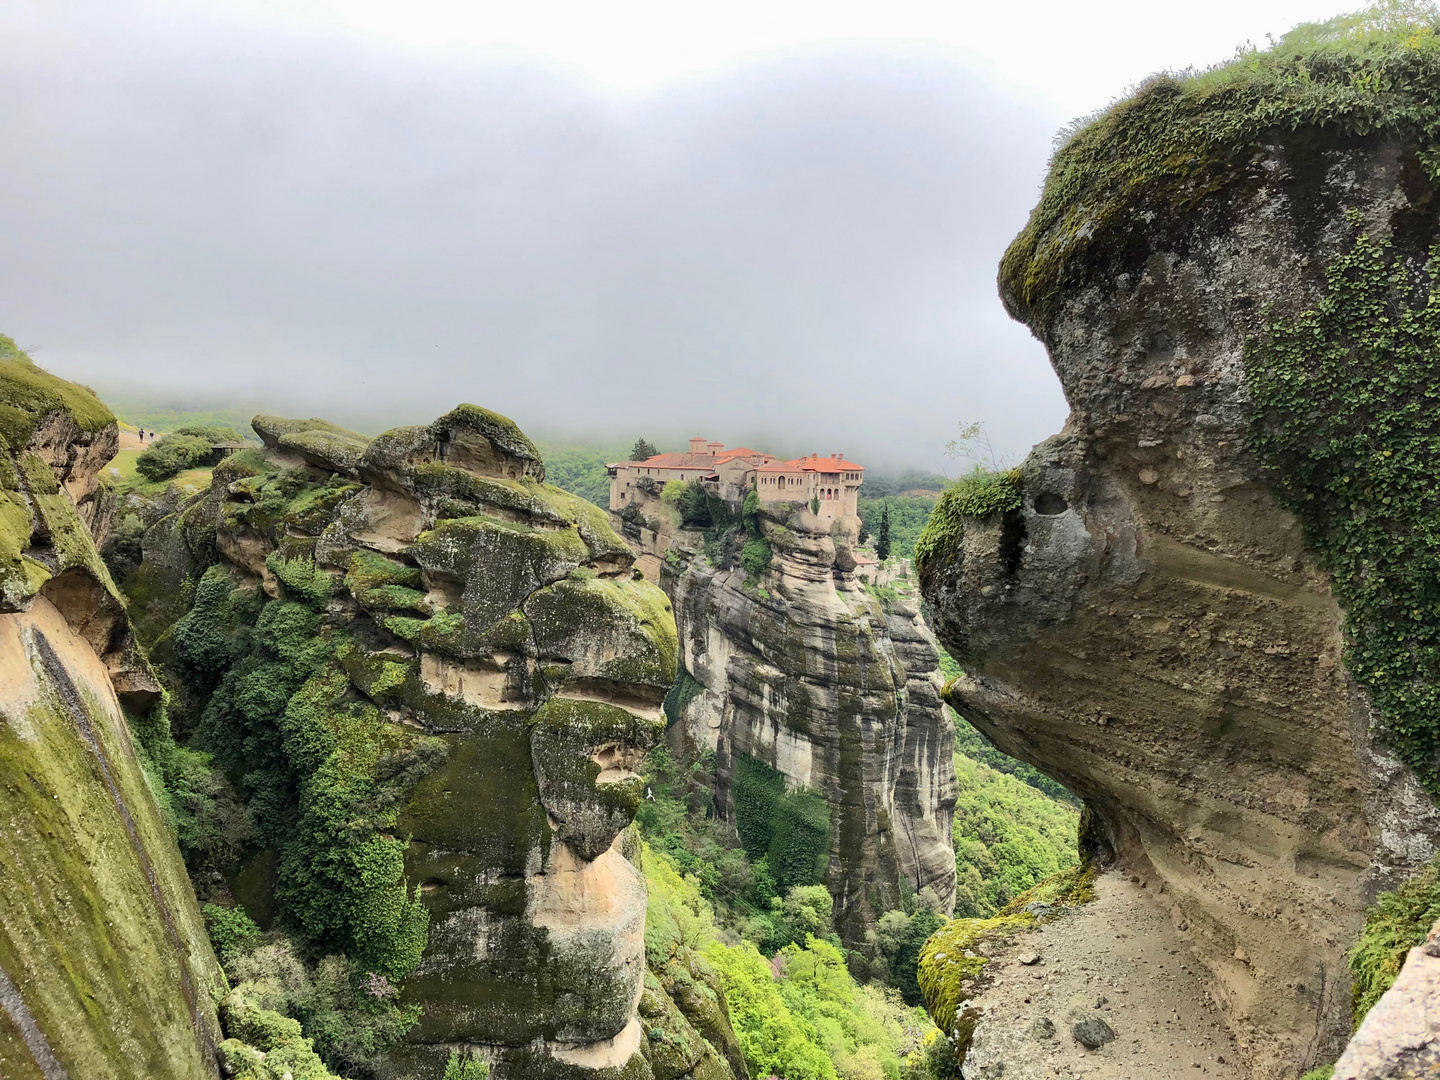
1033,491,1069,516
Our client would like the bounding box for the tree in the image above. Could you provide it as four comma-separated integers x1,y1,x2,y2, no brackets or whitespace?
876,504,892,561
630,438,658,462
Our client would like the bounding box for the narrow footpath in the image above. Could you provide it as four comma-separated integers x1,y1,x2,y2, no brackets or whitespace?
961,871,1250,1080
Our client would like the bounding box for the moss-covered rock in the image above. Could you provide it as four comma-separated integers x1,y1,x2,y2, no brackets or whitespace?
409,513,589,641
0,583,222,1079
362,404,545,487
117,400,684,1079
530,698,666,860
527,576,678,691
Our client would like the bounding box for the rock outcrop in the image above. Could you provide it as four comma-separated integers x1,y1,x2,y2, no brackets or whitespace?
129,407,688,1079
622,489,957,945
0,343,223,1080
917,40,1440,1080
1333,917,1440,1080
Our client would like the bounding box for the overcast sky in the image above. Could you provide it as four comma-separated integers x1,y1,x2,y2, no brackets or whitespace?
1,0,1341,470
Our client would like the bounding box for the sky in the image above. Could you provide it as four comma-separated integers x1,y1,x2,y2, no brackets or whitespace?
0,0,1343,471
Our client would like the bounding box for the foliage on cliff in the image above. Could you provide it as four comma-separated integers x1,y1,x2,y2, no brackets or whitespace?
733,753,831,895
951,754,1079,918
1247,221,1440,793
205,905,417,1078
640,842,946,1080
1001,0,1440,326
176,565,439,982
136,425,243,481
913,468,1021,572
1346,853,1440,1021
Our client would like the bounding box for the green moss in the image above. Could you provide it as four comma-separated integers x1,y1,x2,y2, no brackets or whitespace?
999,862,1097,913
530,698,666,858
410,513,590,634
1247,222,1440,792
1347,854,1440,1022
917,914,1033,1038
251,415,368,447
1002,3,1440,327
0,337,113,448
266,552,333,609
662,670,706,727
914,468,1022,574
346,550,423,593
527,576,679,689
436,403,544,478
0,609,223,1079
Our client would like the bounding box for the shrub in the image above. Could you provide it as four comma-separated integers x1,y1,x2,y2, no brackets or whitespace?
444,1052,491,1080
1348,854,1440,1021
740,537,773,577
134,425,238,481
205,903,262,966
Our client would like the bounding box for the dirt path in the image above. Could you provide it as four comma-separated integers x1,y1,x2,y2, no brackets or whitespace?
961,871,1250,1080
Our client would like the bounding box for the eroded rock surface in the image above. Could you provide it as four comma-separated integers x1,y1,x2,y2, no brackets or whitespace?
918,134,1440,1074
621,489,957,944
130,407,688,1079
0,345,222,1080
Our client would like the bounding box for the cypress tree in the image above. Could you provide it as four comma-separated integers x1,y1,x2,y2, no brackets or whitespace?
876,503,891,561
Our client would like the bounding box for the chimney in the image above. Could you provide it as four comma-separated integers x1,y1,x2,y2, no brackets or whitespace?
689,436,707,454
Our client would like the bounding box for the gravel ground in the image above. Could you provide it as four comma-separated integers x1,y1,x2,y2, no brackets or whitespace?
960,871,1251,1080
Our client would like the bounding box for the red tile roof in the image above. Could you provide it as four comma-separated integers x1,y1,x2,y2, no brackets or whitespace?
612,446,859,473
757,454,864,474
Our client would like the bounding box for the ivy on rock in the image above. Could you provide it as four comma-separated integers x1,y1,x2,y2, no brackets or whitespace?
1247,218,1440,793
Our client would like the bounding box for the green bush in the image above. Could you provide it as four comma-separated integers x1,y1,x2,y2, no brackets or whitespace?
188,583,440,982
266,552,333,609
205,903,262,966
134,425,240,481
740,537,773,577
1348,854,1440,1021
444,1051,491,1080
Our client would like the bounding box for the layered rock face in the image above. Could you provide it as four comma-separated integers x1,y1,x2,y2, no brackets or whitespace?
134,407,687,1079
623,492,957,944
919,136,1440,1073
0,347,222,1080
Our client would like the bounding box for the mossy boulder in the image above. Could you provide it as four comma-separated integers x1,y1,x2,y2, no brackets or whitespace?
0,580,222,1079
409,514,590,642
530,698,666,860
639,970,735,1080
526,576,678,690
362,404,544,486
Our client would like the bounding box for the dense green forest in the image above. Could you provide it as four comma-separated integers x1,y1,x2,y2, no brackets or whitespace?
532,440,629,508
950,754,1079,917
635,747,958,1080
857,496,936,561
